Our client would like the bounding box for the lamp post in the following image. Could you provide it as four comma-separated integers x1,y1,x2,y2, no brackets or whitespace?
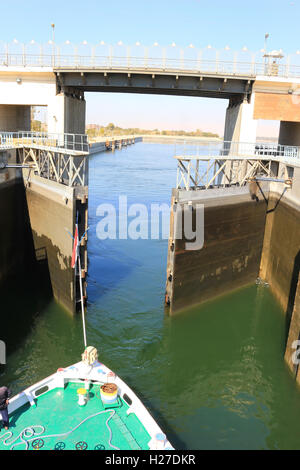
264,33,269,53
51,23,55,66
264,33,269,69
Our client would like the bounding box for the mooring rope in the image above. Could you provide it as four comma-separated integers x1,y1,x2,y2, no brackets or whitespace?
0,409,120,450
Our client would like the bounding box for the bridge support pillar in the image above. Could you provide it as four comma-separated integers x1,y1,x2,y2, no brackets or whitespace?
0,104,31,132
47,93,86,135
279,121,300,146
224,96,257,143
221,96,257,184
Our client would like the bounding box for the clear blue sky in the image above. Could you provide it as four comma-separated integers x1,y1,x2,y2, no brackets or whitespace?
2,0,299,136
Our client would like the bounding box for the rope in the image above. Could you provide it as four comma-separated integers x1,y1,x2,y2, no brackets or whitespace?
0,425,45,450
0,409,120,450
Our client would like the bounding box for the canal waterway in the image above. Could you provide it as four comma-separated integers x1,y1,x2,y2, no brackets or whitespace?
1,142,300,449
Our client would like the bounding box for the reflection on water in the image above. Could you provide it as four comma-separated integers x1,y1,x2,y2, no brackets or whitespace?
1,143,300,449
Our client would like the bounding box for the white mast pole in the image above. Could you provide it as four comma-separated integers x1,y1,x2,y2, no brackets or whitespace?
78,242,87,348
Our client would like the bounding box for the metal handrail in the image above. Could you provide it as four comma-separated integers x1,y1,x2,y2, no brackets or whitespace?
0,131,89,153
0,42,300,78
175,140,300,190
174,140,300,160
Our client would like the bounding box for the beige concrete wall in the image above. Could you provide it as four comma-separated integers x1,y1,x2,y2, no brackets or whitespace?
254,92,300,121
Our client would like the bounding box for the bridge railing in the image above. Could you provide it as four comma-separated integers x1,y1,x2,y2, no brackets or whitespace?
174,140,300,190
174,140,300,160
1,41,300,78
0,131,89,153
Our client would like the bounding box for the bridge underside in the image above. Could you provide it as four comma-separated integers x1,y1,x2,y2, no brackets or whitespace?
56,70,253,100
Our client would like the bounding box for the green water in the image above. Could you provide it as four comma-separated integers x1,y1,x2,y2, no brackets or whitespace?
1,143,300,450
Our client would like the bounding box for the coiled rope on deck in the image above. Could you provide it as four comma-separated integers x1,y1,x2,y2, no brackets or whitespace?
0,409,119,450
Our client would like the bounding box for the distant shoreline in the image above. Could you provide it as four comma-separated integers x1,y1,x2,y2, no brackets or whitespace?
141,135,221,142
88,134,278,144
88,134,222,143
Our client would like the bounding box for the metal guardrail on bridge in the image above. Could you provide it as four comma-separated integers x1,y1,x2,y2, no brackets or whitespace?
0,131,89,154
1,41,300,79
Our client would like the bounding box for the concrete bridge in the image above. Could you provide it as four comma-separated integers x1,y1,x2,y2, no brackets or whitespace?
0,42,300,147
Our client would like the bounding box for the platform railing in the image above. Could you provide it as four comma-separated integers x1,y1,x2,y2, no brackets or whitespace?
0,131,89,153
1,42,300,78
174,140,300,160
174,140,300,190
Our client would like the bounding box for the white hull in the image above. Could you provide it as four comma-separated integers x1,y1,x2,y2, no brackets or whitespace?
1,358,173,450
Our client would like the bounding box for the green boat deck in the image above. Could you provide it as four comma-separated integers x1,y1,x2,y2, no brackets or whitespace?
0,383,151,450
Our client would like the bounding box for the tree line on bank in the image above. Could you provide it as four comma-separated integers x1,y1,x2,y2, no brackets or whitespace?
86,123,219,138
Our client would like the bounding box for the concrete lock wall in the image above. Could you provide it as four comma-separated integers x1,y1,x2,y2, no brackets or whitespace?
285,279,300,382
23,174,77,313
259,169,300,378
166,165,300,380
260,169,300,313
165,185,268,314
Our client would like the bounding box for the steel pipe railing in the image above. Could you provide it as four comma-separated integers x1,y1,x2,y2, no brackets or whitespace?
174,139,300,191
0,42,300,79
0,131,89,153
174,140,300,160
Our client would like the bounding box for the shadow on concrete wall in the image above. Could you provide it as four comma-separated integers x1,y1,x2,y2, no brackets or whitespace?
0,179,53,356
266,187,287,214
251,182,269,204
285,250,300,344
0,260,53,355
